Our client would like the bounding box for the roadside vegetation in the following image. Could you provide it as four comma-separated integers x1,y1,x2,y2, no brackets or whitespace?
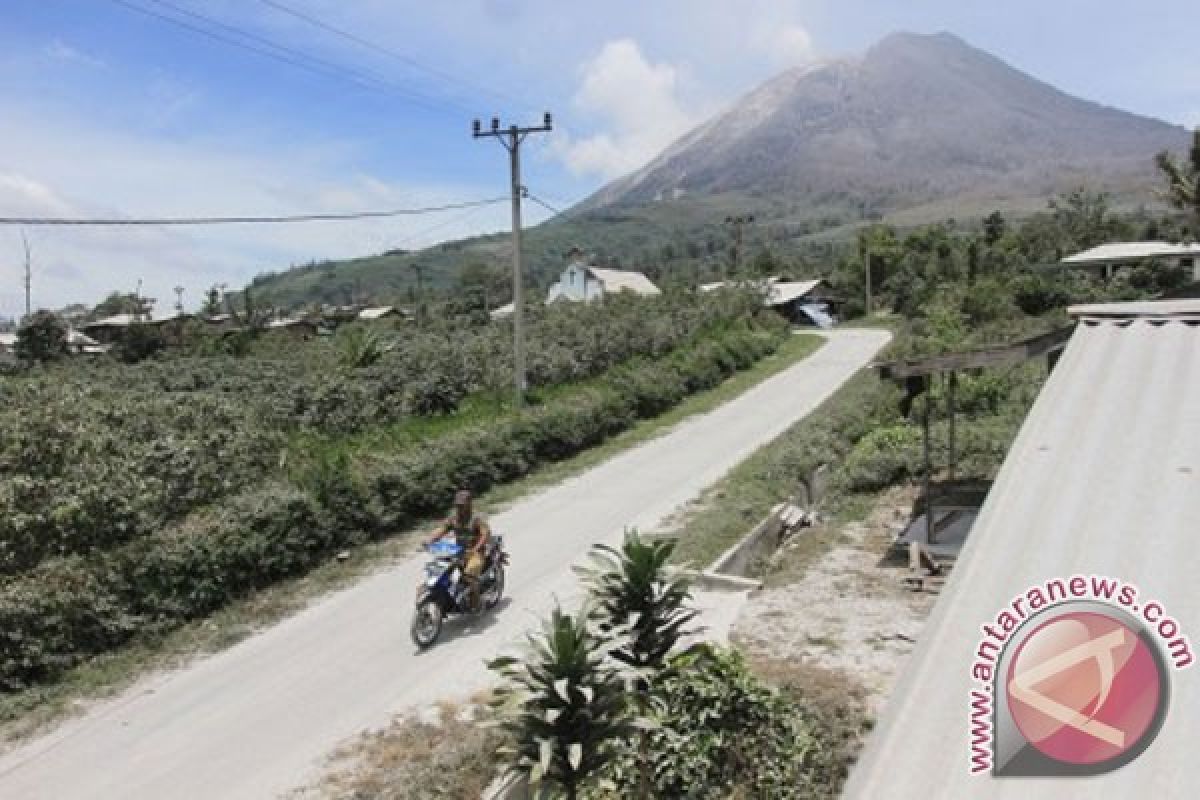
0,291,791,694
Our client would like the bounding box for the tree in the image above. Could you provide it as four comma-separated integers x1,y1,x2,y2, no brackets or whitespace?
115,322,165,363
578,530,698,797
15,310,68,363
488,608,634,800
1048,188,1123,250
90,291,152,321
1156,129,1200,231
983,211,1007,246
201,287,222,317
578,531,698,672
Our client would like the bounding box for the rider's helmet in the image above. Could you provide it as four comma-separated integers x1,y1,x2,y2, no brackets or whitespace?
453,489,472,511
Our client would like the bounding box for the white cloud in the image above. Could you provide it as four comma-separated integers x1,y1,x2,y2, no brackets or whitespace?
44,39,106,69
754,23,816,70
0,110,509,317
553,39,699,179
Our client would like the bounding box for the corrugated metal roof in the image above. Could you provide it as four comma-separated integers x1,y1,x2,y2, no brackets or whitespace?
766,280,824,306
1068,298,1200,319
1062,241,1200,264
357,306,396,320
846,301,1200,798
586,267,661,296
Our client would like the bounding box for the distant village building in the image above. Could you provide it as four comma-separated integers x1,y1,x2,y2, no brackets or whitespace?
489,302,515,320
0,332,16,365
357,306,403,322
263,317,320,340
1061,241,1200,281
701,276,838,327
0,329,107,360
545,248,661,304
79,311,193,344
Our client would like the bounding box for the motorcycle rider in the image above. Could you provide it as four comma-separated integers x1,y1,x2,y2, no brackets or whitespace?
425,489,491,612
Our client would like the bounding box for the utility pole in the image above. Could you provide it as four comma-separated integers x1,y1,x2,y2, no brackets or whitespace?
21,230,31,319
724,214,755,278
474,112,553,407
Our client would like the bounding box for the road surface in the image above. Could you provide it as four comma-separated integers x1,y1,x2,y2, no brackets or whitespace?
0,328,890,800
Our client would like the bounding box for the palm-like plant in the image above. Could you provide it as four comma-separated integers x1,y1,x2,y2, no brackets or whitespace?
1156,129,1200,228
578,530,700,799
335,324,392,368
578,530,700,671
488,607,633,800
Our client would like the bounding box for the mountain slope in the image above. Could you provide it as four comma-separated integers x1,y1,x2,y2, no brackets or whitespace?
245,32,1191,308
586,32,1187,214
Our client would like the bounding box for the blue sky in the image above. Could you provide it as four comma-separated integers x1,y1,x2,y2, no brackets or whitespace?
1,0,1197,314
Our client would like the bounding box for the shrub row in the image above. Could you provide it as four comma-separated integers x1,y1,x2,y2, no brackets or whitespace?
0,295,751,576
0,323,786,691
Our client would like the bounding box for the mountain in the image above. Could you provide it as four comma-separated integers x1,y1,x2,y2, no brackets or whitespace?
586,32,1188,215
245,32,1192,308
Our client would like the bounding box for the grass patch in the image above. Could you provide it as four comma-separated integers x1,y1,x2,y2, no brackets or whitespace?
0,333,824,744
667,368,901,570
300,701,502,800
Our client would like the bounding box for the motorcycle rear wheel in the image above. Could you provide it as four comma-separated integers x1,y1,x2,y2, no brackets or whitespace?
482,565,505,611
410,599,443,648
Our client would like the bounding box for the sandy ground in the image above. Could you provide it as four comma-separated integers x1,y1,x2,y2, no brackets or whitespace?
732,487,944,715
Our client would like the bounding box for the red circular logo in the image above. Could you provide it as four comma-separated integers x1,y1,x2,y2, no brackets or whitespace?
1006,611,1163,765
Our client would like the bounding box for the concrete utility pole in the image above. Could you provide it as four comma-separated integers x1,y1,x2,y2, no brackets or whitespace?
724,214,755,277
473,112,553,407
21,230,31,319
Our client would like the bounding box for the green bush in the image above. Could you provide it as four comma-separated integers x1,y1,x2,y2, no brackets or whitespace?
832,424,925,494
15,310,68,364
0,319,786,691
587,646,845,799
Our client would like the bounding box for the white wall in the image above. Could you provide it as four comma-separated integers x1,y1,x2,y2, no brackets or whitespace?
545,263,604,304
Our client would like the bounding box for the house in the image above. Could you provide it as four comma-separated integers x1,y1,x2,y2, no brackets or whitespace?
702,276,838,327
0,329,106,360
489,302,515,320
1061,240,1200,281
357,306,403,322
0,332,15,365
263,317,320,340
765,280,837,327
80,311,193,344
544,248,661,304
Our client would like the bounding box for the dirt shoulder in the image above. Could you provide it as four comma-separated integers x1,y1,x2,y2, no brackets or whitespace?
734,486,943,717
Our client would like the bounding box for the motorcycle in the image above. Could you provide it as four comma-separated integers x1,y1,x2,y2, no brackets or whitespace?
410,536,508,648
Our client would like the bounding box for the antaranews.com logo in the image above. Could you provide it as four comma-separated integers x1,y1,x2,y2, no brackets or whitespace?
968,574,1192,777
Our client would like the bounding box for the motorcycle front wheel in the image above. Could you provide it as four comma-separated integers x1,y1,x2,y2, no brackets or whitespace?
410,599,443,648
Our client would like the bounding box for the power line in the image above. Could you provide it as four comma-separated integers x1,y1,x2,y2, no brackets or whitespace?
256,0,533,113
0,197,508,226
108,0,464,116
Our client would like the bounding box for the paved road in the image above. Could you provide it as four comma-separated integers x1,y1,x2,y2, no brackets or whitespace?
0,329,890,800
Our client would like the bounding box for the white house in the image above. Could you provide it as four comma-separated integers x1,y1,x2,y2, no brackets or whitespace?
545,249,660,304
1062,241,1200,281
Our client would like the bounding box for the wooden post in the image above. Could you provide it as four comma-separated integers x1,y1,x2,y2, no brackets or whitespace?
923,386,936,546
947,371,957,483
